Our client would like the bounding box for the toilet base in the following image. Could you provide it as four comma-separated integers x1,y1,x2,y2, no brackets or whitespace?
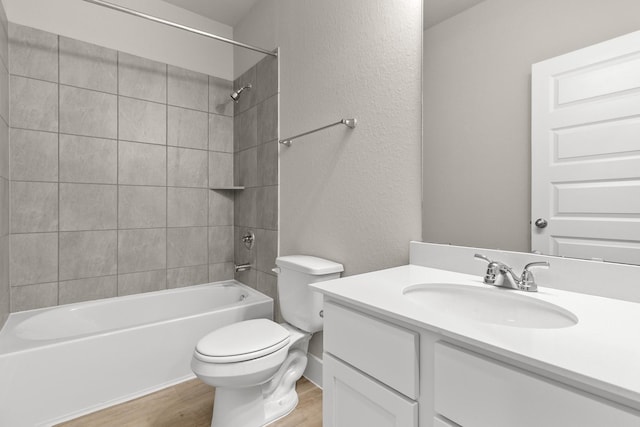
210,382,299,427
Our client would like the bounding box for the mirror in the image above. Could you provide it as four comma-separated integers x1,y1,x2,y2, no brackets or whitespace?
421,0,640,264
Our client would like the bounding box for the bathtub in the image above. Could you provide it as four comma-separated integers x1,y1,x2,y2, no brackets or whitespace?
0,281,272,427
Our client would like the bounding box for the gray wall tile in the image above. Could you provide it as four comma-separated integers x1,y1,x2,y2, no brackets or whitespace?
118,141,166,186
257,185,278,230
167,106,208,150
235,147,257,188
59,183,117,231
256,54,278,104
257,270,277,301
167,147,208,188
209,262,234,282
60,85,117,138
118,185,166,229
168,65,208,111
209,152,233,188
0,11,7,70
118,52,166,103
233,66,257,114
59,36,117,93
11,181,58,233
209,76,233,116
167,187,207,227
59,134,117,184
167,264,208,289
258,95,278,143
234,106,257,152
0,178,8,235
0,59,9,123
234,226,255,266
118,269,166,296
119,97,166,145
11,232,58,286
209,190,233,226
235,267,256,289
118,228,166,274
59,230,117,281
209,113,233,153
0,118,8,178
10,282,58,312
10,76,58,132
235,187,257,228
209,226,233,264
167,227,207,268
9,23,58,82
59,275,117,305
258,141,278,187
0,65,11,124
10,129,58,182
0,236,9,322
256,228,278,273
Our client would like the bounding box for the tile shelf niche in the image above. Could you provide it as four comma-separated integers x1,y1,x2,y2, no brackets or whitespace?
209,186,245,190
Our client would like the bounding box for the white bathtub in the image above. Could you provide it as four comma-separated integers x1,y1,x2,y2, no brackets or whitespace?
0,281,272,427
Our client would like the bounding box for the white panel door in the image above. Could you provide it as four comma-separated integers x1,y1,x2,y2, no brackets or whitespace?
531,30,640,264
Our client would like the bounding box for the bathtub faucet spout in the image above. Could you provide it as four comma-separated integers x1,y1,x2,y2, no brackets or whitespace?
235,263,251,272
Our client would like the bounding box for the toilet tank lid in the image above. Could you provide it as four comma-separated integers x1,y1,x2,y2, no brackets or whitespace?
276,255,344,275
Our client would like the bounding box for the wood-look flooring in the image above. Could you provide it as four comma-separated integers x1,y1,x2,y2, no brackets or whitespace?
56,377,322,427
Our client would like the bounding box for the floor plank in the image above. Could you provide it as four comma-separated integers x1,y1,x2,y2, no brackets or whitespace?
56,377,321,427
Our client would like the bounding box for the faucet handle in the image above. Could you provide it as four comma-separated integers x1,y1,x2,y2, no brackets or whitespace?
474,253,499,284
519,261,550,292
474,253,492,263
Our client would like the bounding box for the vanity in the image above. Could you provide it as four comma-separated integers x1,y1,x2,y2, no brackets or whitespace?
311,242,640,427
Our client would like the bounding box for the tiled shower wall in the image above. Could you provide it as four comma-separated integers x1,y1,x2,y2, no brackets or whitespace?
232,57,280,318
0,4,9,326
7,24,240,312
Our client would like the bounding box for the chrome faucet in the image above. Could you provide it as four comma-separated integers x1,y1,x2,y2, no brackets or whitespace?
474,254,549,292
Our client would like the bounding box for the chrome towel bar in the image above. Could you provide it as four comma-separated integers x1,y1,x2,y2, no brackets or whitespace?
279,118,357,146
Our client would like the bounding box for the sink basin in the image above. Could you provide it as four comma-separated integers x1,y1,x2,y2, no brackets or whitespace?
403,283,578,329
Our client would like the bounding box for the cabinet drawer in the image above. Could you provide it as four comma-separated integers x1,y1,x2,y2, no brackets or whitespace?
434,342,640,427
324,302,419,399
323,353,418,427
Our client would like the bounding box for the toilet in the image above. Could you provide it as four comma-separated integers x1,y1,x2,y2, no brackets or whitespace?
191,255,344,427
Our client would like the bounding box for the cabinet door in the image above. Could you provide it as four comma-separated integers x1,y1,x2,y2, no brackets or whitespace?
434,342,640,427
323,354,418,427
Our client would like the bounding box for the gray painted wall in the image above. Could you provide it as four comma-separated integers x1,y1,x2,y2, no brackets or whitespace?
0,1,9,327
7,24,239,311
423,0,640,252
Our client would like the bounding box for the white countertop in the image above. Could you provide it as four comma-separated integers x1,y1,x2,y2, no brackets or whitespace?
311,264,640,409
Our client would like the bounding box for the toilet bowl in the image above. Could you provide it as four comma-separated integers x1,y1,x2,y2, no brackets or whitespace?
191,255,343,427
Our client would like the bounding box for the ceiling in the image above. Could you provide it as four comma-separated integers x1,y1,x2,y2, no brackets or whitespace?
162,0,261,27
163,0,485,30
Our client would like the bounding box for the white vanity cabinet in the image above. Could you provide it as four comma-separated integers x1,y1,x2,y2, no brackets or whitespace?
323,302,419,427
321,299,640,427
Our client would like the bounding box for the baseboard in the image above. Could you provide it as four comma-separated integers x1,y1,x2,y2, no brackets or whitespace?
303,353,323,389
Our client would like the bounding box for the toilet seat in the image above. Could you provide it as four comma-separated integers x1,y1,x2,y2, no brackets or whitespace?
195,319,290,363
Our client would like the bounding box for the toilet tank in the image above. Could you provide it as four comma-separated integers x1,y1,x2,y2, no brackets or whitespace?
275,255,344,333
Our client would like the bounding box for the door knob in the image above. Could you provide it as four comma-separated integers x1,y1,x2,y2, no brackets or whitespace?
534,218,548,229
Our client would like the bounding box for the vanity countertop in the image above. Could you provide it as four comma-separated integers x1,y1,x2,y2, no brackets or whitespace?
311,264,640,409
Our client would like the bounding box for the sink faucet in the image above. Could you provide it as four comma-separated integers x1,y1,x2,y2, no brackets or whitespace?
474,254,549,292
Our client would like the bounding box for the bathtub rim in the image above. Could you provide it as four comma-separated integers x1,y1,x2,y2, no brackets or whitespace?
0,280,271,355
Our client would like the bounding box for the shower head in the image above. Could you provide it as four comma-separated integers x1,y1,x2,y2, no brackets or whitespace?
230,83,252,102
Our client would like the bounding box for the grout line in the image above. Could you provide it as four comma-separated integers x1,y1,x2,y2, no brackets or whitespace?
116,50,120,296
165,63,169,289
56,33,60,306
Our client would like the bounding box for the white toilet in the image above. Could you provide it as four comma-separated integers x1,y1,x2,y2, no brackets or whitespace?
191,255,343,427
